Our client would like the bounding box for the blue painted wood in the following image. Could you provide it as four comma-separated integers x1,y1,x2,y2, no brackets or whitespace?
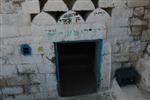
54,43,61,96
95,39,103,90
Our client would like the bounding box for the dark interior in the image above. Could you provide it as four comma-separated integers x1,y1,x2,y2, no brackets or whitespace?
115,67,141,86
56,41,97,97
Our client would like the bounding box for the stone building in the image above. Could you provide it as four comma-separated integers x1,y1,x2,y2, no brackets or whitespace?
0,0,150,100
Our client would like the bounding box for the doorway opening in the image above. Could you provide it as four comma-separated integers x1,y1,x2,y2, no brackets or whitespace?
54,39,103,97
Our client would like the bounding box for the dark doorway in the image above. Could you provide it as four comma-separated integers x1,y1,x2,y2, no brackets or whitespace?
54,40,103,97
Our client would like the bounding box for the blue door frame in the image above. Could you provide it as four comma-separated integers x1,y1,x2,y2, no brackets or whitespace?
95,39,103,89
54,39,103,96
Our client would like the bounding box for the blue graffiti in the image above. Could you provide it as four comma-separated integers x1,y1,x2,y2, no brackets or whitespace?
20,44,32,56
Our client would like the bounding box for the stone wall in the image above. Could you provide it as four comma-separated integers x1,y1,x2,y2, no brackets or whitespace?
0,0,150,100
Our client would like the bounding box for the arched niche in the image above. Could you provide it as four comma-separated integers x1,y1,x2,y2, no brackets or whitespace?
32,12,56,26
58,10,84,24
43,0,68,11
86,8,111,25
85,8,111,40
72,0,95,11
31,12,57,37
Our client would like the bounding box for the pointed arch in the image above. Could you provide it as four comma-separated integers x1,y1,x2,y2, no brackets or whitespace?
86,8,110,24
32,12,56,26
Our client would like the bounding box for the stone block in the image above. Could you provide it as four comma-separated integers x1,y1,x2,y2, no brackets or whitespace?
144,9,150,19
23,85,39,94
2,87,23,95
34,92,49,99
101,54,112,90
38,83,50,93
15,95,34,100
22,0,40,14
128,8,134,17
108,27,129,39
7,55,22,65
103,42,112,55
0,58,6,65
17,64,38,74
6,75,30,86
1,13,30,26
0,25,19,38
148,21,150,28
127,41,146,53
112,53,129,62
127,0,149,7
111,43,121,54
3,96,15,100
130,26,142,36
45,74,58,97
43,0,68,11
147,44,150,54
134,7,145,17
113,0,127,7
0,65,17,76
111,7,129,27
129,53,141,62
37,63,55,74
19,55,43,64
17,12,31,26
1,14,17,25
40,74,58,97
130,18,148,26
17,26,31,36
0,90,2,95
3,36,33,46
141,29,150,41
98,0,114,8
72,0,95,11
0,1,16,14
1,44,15,56
29,74,46,84
136,58,150,92
0,79,7,88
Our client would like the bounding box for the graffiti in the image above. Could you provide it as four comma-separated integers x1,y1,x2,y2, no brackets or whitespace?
47,28,102,36
48,32,56,36
76,17,81,23
48,29,56,32
48,29,57,36
60,18,72,24
94,11,105,16
63,12,76,18
37,47,44,53
46,56,56,63
20,44,32,56
58,12,82,24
